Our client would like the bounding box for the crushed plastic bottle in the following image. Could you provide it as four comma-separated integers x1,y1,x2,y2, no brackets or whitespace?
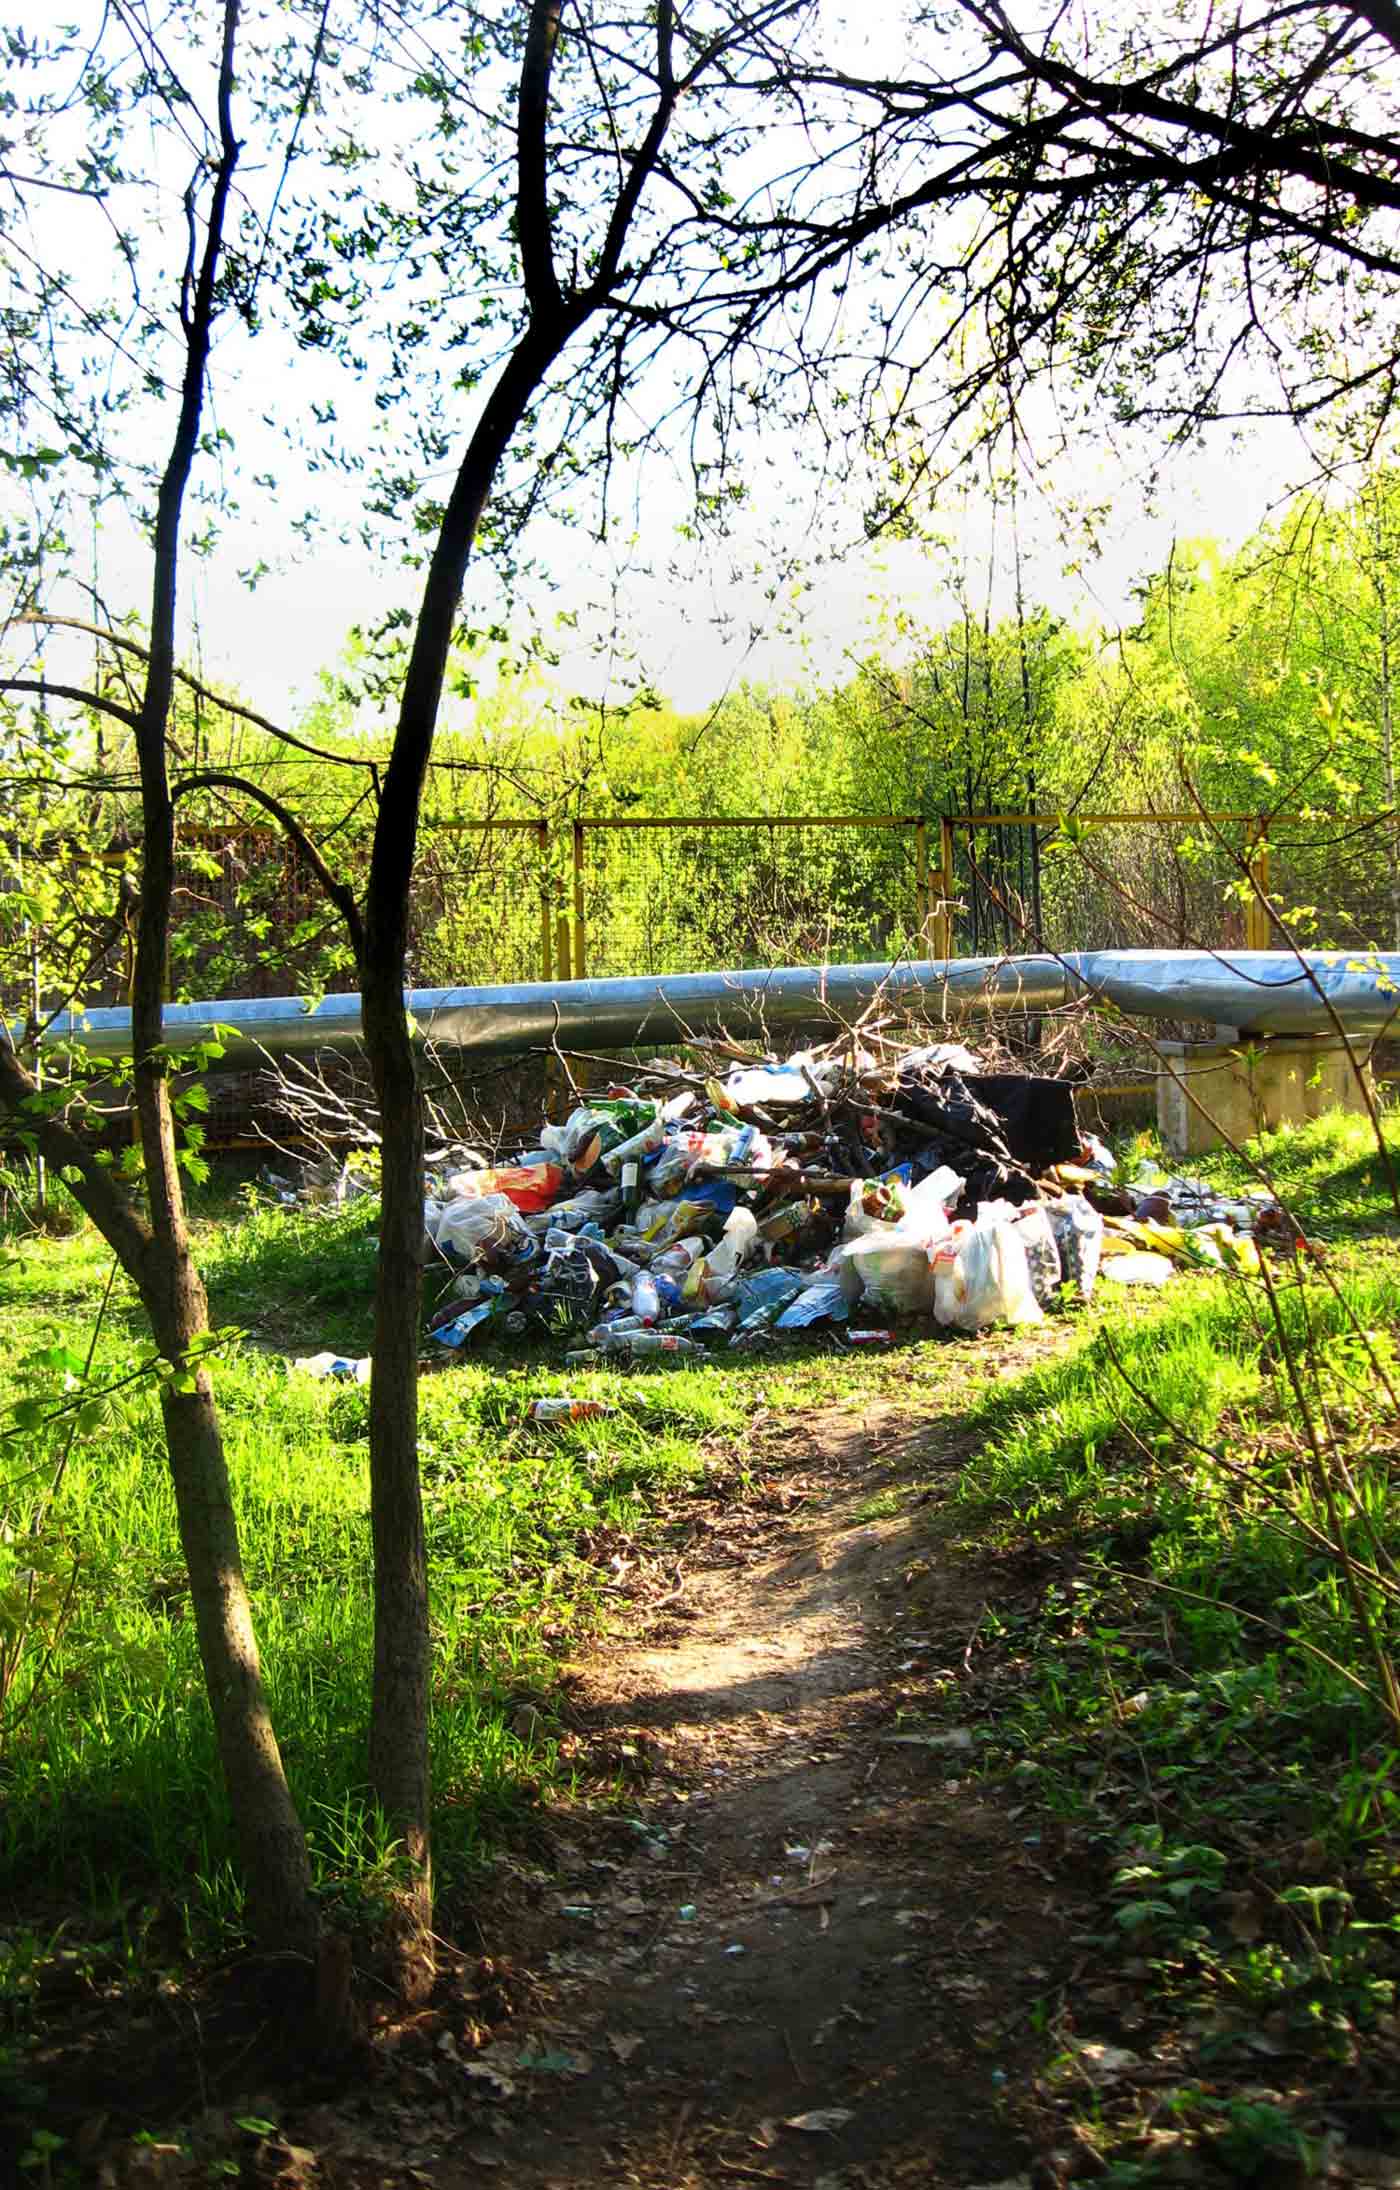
525,1397,619,1423
586,1329,705,1359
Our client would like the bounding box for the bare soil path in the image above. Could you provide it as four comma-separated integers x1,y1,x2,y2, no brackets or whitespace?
407,1367,1084,2190
72,1344,1095,2190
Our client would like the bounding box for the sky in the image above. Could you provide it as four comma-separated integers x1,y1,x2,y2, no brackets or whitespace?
6,0,1351,734
160,410,1311,726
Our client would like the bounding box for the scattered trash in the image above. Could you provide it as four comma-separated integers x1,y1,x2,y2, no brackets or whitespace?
784,2108,855,2135
291,1351,370,1383
1099,1250,1176,1288
524,1397,619,1423
285,1031,1287,1372
881,1726,975,1751
1070,2041,1142,2085
513,2043,592,2077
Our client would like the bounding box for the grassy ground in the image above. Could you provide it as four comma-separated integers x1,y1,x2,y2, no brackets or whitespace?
0,1186,925,1938
932,1111,1400,2181
2,1111,1399,2183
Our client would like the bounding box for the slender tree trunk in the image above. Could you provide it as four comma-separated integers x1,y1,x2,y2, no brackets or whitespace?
358,313,580,1988
160,1380,320,1952
361,942,433,1996
356,0,682,1997
139,1082,320,1954
1377,573,1400,950
124,0,317,1959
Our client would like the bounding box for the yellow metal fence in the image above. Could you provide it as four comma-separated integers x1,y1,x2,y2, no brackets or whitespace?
425,809,1304,986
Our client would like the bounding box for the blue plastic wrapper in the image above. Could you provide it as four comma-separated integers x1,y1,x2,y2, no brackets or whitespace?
734,1267,806,1319
686,1178,741,1217
434,1300,500,1347
776,1278,850,1329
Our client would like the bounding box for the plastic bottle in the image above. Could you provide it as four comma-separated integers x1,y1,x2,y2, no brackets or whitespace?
688,1303,738,1336
588,1314,647,1344
525,1398,618,1423
588,1329,705,1358
630,1271,662,1325
652,1236,704,1275
705,1206,759,1285
621,1158,642,1217
601,1118,668,1175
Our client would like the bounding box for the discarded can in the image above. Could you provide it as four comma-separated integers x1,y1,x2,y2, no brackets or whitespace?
847,1328,895,1346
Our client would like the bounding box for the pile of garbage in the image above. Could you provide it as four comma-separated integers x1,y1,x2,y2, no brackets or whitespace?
404,1039,1277,1365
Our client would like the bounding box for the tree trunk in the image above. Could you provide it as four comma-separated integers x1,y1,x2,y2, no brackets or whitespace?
161,1376,320,1956
136,1071,319,1954
354,0,680,1998
123,0,318,1963
357,318,579,1993
361,941,433,1999
1377,567,1400,950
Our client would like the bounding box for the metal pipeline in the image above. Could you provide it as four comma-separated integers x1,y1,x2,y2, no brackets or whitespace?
33,949,1400,1069
1064,949,1400,1037
40,957,1067,1069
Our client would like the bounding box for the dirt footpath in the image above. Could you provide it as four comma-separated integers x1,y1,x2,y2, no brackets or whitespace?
417,1388,1085,2190
74,1366,1090,2190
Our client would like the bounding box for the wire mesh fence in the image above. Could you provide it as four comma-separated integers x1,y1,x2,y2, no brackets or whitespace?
74,804,1400,1017
942,814,1274,958
941,810,1400,960
576,817,932,978
409,822,552,989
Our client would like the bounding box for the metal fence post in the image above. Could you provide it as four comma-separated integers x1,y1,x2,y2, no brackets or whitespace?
914,819,929,954
937,817,956,959
537,820,552,981
1246,818,1272,950
572,819,586,979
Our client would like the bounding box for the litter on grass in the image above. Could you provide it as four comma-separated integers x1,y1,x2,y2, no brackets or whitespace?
287,1031,1290,1378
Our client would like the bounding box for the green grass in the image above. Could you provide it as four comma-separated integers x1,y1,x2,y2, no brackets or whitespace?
1181,1103,1400,1238
941,1109,1400,2177
0,1180,968,1941
0,1201,786,1932
6,1107,1400,2180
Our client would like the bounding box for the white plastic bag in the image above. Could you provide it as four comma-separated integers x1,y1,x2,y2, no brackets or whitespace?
705,1205,759,1285
1047,1193,1103,1301
932,1219,1043,1331
434,1192,535,1265
840,1227,936,1316
1013,1203,1062,1308
899,1164,964,1243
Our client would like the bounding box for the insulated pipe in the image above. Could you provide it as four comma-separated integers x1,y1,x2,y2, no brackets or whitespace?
31,949,1400,1069
40,957,1067,1069
1062,949,1400,1037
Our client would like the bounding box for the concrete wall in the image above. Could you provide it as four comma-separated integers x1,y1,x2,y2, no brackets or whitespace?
1157,1035,1376,1157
